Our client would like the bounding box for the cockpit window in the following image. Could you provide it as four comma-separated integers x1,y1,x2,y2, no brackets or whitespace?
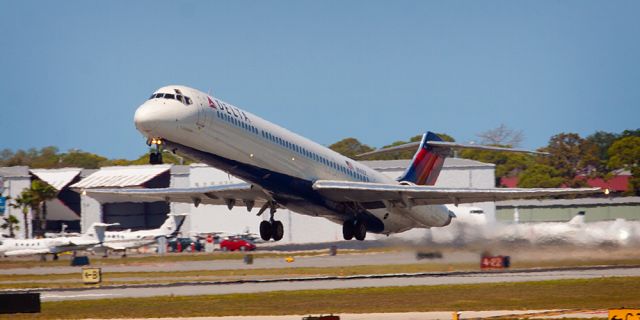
148,92,193,105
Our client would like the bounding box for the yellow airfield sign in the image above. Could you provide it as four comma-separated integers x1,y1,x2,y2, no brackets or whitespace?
609,309,640,320
82,268,102,284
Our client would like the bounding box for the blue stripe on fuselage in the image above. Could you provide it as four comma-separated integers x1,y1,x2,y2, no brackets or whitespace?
163,140,385,233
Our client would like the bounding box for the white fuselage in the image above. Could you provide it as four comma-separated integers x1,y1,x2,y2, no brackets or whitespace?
0,236,98,257
134,85,452,234
102,230,158,250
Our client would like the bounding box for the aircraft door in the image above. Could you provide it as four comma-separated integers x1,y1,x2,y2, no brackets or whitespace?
196,96,207,128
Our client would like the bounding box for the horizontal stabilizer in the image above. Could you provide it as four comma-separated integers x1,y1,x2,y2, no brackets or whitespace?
357,140,547,158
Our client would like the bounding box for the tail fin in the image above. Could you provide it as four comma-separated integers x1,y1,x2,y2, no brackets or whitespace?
158,213,187,237
84,223,119,243
568,211,586,225
397,132,447,185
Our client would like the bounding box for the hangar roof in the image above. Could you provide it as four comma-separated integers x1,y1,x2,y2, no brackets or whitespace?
30,168,82,191
71,164,171,189
361,158,495,172
0,166,30,178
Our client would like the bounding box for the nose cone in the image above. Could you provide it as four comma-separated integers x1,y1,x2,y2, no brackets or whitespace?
134,103,157,133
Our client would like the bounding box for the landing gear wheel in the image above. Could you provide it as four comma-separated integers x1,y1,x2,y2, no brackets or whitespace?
259,220,272,241
149,152,163,165
354,221,367,241
53,254,59,261
271,220,284,241
342,221,354,240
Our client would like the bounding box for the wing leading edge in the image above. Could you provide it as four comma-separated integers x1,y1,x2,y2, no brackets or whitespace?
313,180,602,206
83,183,270,208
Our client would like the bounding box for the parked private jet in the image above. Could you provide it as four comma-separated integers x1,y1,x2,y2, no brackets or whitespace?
0,223,116,260
94,213,187,257
85,85,601,242
414,209,636,246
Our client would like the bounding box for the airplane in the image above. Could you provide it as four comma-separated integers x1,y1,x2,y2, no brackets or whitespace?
84,85,601,242
0,223,116,260
410,209,638,246
494,211,637,246
93,213,187,257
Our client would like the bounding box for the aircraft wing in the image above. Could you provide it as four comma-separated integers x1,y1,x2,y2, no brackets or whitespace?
313,180,602,206
4,249,52,256
84,183,271,208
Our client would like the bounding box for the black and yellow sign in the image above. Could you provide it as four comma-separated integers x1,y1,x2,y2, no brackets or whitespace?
609,309,640,320
82,267,102,284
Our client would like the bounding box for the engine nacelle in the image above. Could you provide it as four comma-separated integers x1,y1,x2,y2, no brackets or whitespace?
397,204,454,228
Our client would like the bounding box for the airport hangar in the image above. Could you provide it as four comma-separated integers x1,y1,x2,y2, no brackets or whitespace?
1,159,638,242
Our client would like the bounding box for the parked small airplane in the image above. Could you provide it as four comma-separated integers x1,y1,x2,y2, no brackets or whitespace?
94,213,187,257
85,85,601,242
0,223,117,260
413,208,637,246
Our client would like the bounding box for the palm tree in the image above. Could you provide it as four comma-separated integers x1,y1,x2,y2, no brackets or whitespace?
1,214,19,238
11,193,34,238
29,180,57,236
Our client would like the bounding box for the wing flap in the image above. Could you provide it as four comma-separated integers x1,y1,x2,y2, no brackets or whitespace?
84,183,270,206
313,180,602,205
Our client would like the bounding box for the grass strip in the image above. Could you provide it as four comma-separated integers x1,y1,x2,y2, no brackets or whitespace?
2,276,639,319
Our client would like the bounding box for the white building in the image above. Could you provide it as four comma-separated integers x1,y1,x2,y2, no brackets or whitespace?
0,167,32,239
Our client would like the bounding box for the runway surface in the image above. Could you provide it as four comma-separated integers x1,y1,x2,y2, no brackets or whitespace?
37,266,640,301
117,309,610,319
0,251,478,275
4,245,636,275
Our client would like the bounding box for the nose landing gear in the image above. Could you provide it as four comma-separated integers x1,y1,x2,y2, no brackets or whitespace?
148,138,164,165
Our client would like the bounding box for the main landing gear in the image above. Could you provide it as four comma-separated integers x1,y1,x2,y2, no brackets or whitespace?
259,219,284,241
257,201,283,241
343,220,367,241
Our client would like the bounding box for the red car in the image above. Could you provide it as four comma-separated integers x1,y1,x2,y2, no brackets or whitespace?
219,238,256,252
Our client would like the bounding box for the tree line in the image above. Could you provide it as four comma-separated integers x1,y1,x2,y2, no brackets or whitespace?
329,127,640,195
0,147,189,169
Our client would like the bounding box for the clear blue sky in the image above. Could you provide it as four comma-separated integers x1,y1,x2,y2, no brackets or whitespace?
1,1,638,159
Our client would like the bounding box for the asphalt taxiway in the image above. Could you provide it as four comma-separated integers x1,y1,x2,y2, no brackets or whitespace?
36,266,640,301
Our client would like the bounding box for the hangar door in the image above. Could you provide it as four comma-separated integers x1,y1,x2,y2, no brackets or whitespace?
102,201,169,230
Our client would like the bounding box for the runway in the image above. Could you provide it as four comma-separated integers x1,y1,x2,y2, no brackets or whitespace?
37,266,640,301
0,251,478,275
116,309,611,320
